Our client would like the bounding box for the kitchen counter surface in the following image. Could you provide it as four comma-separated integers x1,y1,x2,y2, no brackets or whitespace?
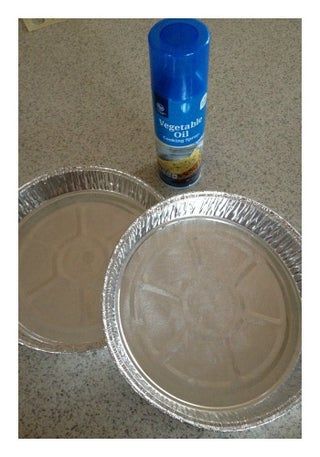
19,18,301,438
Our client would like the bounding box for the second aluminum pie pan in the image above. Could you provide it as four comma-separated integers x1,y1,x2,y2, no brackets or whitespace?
103,191,301,431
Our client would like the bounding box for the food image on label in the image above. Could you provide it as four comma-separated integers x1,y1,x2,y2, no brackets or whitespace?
158,147,202,182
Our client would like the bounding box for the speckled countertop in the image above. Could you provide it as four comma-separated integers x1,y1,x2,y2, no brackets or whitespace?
19,18,301,438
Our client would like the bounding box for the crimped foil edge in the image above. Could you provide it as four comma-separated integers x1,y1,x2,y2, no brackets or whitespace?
103,191,301,431
19,166,163,353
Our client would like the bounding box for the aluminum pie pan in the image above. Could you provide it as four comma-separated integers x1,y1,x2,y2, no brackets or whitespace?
103,191,301,431
19,166,162,353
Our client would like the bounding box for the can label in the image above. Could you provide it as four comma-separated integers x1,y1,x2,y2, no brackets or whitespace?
153,92,207,147
152,91,207,187
156,139,203,187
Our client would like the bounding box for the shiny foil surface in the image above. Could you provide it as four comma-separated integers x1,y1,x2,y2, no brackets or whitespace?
103,191,301,431
19,167,162,353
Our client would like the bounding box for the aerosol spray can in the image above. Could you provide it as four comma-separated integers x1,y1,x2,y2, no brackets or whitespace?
148,19,210,187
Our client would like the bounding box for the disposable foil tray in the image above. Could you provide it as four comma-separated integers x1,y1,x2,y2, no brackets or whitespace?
103,191,301,430
19,166,162,353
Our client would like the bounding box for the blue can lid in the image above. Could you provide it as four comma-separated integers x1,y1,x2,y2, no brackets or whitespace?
148,19,210,100
148,18,210,56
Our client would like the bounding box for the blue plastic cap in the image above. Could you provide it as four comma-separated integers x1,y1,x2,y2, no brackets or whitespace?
148,19,211,100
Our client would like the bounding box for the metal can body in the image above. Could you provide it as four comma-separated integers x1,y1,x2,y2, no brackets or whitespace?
148,19,211,187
